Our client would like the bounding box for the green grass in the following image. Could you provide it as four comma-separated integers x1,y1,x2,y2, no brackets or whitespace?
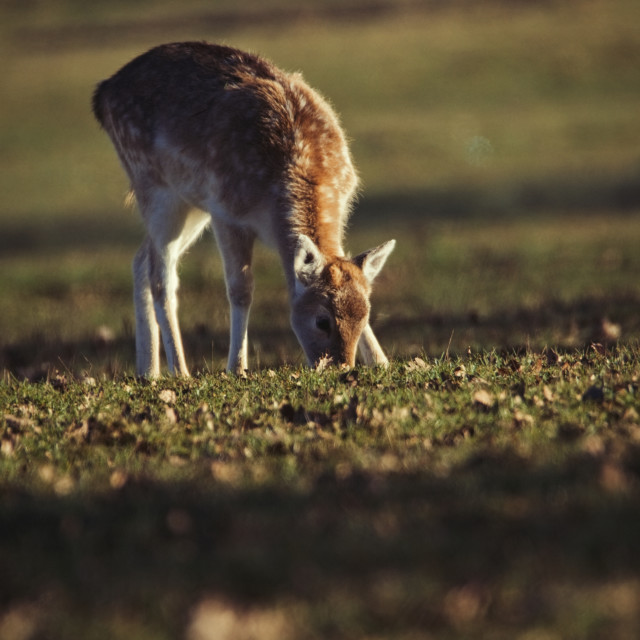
1,0,639,220
3,211,640,378
2,0,640,638
2,348,640,639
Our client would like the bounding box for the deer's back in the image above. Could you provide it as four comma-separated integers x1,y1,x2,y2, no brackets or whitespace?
93,42,357,238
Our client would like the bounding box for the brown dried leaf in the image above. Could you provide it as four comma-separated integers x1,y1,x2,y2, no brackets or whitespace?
65,418,91,444
187,598,291,640
38,464,56,484
513,409,534,428
1,438,15,457
54,475,75,496
339,369,359,386
600,461,629,493
165,406,178,424
110,470,128,490
315,355,332,373
406,356,428,372
443,583,490,627
454,365,467,378
4,413,34,431
159,389,177,405
472,389,494,409
211,461,242,484
600,318,621,342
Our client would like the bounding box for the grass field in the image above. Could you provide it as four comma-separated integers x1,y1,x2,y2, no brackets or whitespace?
2,348,640,639
2,0,640,638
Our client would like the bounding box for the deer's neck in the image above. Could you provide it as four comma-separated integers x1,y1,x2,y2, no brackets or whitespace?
289,181,345,255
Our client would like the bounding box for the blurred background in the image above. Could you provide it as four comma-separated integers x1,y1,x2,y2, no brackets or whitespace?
1,0,639,377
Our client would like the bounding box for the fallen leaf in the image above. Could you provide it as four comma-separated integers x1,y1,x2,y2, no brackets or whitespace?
38,465,56,484
600,318,621,342
600,462,628,493
159,389,177,405
110,470,128,490
339,369,359,386
4,414,34,431
513,409,534,428
51,374,68,392
472,389,494,409
165,406,178,424
211,461,242,484
315,355,332,372
94,325,116,346
0,602,40,640
443,583,489,627
406,356,428,372
1,438,14,457
54,475,75,496
67,419,90,443
187,598,291,640
582,435,605,457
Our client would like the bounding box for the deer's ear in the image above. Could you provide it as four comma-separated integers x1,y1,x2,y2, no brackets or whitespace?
294,235,325,293
353,239,396,284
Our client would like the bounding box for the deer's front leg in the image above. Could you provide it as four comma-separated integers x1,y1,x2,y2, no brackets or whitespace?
213,221,255,375
358,323,389,366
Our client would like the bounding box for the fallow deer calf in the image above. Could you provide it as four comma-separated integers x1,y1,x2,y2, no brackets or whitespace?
93,42,395,376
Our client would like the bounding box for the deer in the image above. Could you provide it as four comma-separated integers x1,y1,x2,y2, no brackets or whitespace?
92,42,395,377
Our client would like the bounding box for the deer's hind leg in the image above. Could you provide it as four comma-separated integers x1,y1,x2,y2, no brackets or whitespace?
134,185,210,377
211,219,256,375
133,237,161,377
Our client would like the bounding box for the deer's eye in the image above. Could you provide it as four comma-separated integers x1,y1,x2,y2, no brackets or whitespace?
315,316,331,335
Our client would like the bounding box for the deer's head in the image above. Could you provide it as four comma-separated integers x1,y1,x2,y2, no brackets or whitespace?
290,235,395,368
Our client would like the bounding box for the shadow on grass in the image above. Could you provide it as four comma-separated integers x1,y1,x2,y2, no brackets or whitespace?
0,323,301,380
376,292,640,357
11,0,498,53
353,169,640,224
2,168,640,257
2,449,640,637
2,292,637,379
